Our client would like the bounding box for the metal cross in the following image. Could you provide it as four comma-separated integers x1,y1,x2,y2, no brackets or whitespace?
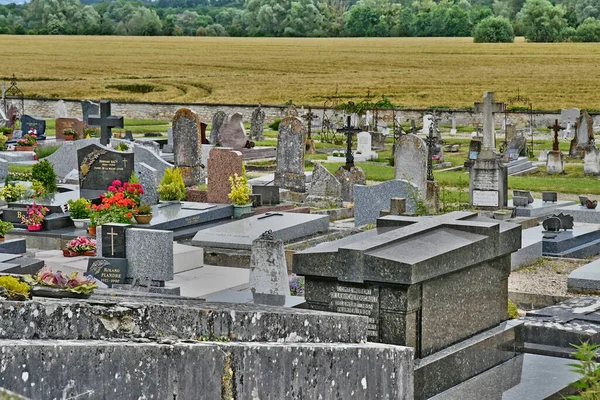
257,212,284,220
107,226,118,256
336,115,361,169
548,119,565,152
424,125,437,182
302,107,319,140
88,100,124,146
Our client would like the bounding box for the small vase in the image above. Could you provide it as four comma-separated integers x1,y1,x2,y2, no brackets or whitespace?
27,224,42,231
71,218,90,229
83,250,96,257
134,214,153,224
232,203,252,218
88,226,96,236
16,146,34,152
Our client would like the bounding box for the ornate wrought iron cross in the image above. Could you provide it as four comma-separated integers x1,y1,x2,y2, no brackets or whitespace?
424,125,437,181
548,119,565,152
337,115,361,169
302,107,319,140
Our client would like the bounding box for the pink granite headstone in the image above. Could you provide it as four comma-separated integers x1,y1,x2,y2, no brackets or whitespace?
207,148,243,204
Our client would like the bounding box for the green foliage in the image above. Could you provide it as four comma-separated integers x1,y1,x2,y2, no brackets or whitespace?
129,171,140,184
67,198,91,219
31,159,57,194
137,203,153,215
508,300,519,319
573,18,600,42
116,142,129,152
473,16,515,42
0,220,13,237
521,0,568,42
0,134,7,151
268,118,281,131
35,144,60,159
0,183,27,202
0,275,30,297
566,341,600,399
228,171,251,205
158,167,186,201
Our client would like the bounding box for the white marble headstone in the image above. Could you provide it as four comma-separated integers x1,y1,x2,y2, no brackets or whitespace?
55,100,68,119
422,114,433,134
357,131,372,155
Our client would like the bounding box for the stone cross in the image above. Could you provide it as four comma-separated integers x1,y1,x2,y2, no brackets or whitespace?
548,119,565,152
107,226,118,256
337,115,361,169
474,92,504,154
424,126,437,181
302,107,318,140
88,100,124,146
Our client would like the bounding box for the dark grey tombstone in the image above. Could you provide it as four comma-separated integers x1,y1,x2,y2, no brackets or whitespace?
125,130,133,141
77,143,134,198
556,213,574,230
20,115,46,139
87,257,128,288
513,196,529,207
87,100,124,146
252,185,280,205
542,191,558,203
81,100,100,126
513,190,534,204
504,136,527,161
101,223,131,259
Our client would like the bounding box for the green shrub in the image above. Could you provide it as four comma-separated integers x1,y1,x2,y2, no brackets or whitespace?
158,167,186,201
508,300,519,319
0,183,27,202
268,118,282,131
31,159,57,194
473,16,515,43
573,18,600,42
0,220,13,237
67,198,91,219
35,144,61,159
137,204,153,215
0,134,7,151
567,341,600,399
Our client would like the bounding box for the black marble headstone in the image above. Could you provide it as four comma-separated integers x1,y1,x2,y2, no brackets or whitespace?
77,143,134,195
101,223,131,258
87,257,128,287
20,114,46,139
81,100,99,126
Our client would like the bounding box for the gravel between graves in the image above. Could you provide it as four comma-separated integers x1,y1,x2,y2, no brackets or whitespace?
509,256,600,297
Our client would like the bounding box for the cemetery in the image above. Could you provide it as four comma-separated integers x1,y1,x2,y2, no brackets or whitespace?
1,82,600,399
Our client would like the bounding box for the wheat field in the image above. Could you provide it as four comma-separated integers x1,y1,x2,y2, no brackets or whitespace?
2,35,599,110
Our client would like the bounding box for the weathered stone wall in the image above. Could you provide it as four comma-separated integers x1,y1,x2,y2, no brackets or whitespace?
12,97,600,129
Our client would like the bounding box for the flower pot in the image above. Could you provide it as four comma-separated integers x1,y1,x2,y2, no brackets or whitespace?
83,250,96,257
16,146,34,152
65,135,74,141
71,218,90,229
63,249,81,257
134,214,153,224
0,237,5,242
4,133,12,140
232,203,252,219
88,226,97,236
27,224,42,231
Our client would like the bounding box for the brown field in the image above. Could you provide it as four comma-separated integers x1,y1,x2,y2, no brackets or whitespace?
2,35,600,109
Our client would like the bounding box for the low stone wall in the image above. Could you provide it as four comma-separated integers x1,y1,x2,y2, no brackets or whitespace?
11,97,600,128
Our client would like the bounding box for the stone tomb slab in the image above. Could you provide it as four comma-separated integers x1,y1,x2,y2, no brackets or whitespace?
556,204,600,224
509,199,575,218
567,259,600,293
542,223,600,258
191,212,329,250
146,202,233,231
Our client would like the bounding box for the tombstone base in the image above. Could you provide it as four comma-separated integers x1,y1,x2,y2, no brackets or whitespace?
546,151,564,175
425,180,440,214
274,171,306,193
469,156,508,210
249,238,289,296
334,166,366,202
112,283,180,295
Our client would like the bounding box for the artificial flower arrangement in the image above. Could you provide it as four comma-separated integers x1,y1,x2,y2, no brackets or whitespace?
63,236,97,257
21,202,49,230
24,265,97,296
16,128,37,147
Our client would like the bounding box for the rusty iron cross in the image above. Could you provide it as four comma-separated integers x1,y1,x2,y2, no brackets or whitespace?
548,119,565,152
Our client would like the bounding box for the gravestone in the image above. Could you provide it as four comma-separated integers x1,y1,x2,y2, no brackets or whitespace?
584,145,600,176
172,108,202,186
354,179,418,226
81,100,99,126
207,148,243,204
55,100,68,119
249,232,289,298
77,143,134,197
513,190,534,204
55,118,84,140
505,124,517,142
220,113,247,149
468,139,481,160
504,136,527,161
250,105,265,141
474,92,504,155
20,115,46,139
210,110,228,144
274,116,306,193
125,228,174,285
571,111,594,158
101,223,130,259
422,114,433,134
163,127,174,153
371,131,386,151
135,162,160,205
560,108,579,139
200,121,208,144
309,162,341,198
6,104,17,129
334,166,366,202
394,133,427,195
87,100,124,146
450,116,457,135
86,257,127,288
547,119,565,175
543,191,558,203
356,131,376,159
252,185,280,205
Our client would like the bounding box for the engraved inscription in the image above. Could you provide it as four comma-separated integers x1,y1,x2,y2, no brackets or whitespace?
330,284,379,339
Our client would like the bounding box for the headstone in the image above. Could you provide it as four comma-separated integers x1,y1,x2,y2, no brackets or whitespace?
210,110,228,144
542,192,558,203
334,166,365,202
577,111,594,148
474,92,505,155
450,117,457,135
20,115,46,139
274,116,306,193
207,148,243,204
199,121,208,144
125,228,173,285
81,100,99,126
135,162,160,205
584,145,600,176
6,104,17,129
371,131,386,151
547,151,565,175
125,130,133,141
87,100,124,146
86,257,127,288
77,143,134,196
163,127,174,153
513,196,529,207
389,198,406,215
394,133,427,195
354,179,419,226
560,108,579,139
505,124,517,142
422,114,433,134
54,100,68,119
249,232,289,298
55,118,84,140
513,190,534,204
252,185,280,205
250,105,266,141
356,131,373,156
220,112,247,149
309,162,341,198
503,136,527,161
172,108,202,186
101,223,131,259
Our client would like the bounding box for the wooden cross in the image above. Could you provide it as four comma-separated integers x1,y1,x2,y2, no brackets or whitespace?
107,226,118,256
336,116,361,169
548,119,565,152
88,100,124,146
474,92,505,153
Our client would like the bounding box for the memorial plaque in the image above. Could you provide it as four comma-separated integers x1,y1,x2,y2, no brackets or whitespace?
472,190,499,207
542,191,558,203
330,283,380,339
77,143,134,193
101,223,131,259
86,257,128,287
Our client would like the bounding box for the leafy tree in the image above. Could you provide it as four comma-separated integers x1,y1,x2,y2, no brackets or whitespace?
344,0,390,37
473,15,515,42
519,0,568,42
206,23,228,35
574,0,600,24
573,17,600,41
245,0,324,36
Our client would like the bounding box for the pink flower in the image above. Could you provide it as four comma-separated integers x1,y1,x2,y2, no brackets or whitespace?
112,180,122,187
108,186,116,192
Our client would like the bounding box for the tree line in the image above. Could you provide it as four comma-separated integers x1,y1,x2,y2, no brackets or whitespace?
0,0,597,42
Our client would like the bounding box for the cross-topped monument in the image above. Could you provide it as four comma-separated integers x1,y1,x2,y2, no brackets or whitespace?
549,119,565,152
88,100,124,146
302,107,319,140
337,115,361,169
424,126,437,181
474,92,504,156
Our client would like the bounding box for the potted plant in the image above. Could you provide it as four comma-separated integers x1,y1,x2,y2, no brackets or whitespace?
1,126,13,140
63,236,96,257
228,170,252,218
16,128,37,151
135,204,153,224
158,167,186,202
0,183,27,203
67,198,91,228
0,220,14,241
63,128,75,141
21,202,49,231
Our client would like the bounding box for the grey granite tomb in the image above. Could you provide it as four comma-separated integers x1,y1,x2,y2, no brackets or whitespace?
354,179,418,227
